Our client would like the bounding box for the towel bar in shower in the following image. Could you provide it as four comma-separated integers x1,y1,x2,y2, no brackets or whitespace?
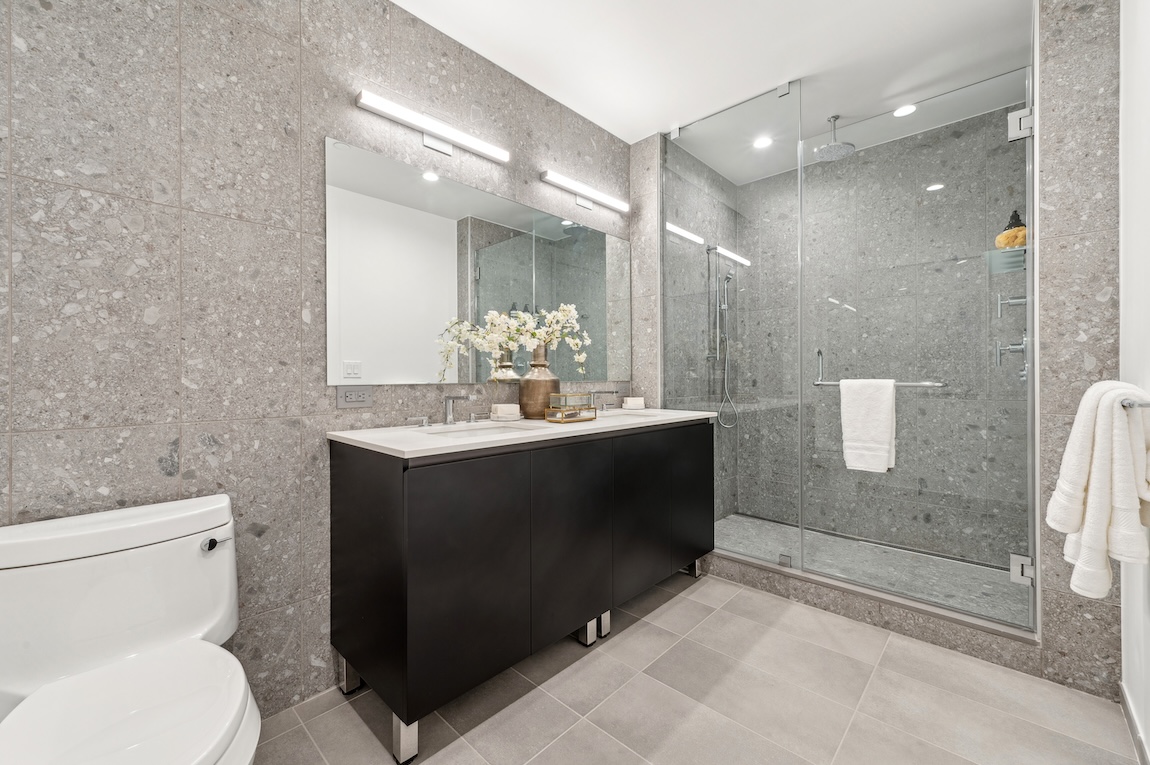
813,349,947,389
1123,400,1150,408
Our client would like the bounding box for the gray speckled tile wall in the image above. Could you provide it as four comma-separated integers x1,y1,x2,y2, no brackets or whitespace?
1036,0,1123,702
0,1,634,719
10,425,181,523
11,179,181,430
181,213,302,421
12,0,180,204
182,418,304,619
182,3,301,229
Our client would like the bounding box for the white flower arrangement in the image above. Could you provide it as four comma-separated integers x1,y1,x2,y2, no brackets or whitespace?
439,303,591,381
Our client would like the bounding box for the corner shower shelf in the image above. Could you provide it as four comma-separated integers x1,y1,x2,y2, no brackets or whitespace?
986,246,1027,274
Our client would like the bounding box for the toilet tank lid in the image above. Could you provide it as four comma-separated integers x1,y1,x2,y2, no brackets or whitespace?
0,495,233,569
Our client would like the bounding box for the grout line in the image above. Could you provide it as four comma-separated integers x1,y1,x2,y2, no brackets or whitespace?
255,708,303,747
176,0,185,500
5,0,13,517
827,632,890,764
298,720,333,765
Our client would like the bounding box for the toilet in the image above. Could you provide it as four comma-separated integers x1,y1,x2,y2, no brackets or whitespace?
0,495,261,764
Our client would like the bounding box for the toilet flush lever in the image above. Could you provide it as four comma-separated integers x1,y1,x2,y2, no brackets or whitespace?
200,536,233,552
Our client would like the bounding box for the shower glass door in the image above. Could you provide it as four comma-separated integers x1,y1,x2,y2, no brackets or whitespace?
661,68,1036,630
797,72,1035,628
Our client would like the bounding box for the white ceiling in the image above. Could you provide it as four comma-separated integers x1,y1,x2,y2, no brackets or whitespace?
393,0,1032,146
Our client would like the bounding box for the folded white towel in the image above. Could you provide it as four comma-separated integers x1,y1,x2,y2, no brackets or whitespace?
840,379,896,473
1046,381,1150,598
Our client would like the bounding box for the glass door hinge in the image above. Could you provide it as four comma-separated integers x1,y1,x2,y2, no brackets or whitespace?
1010,553,1035,586
1008,107,1034,141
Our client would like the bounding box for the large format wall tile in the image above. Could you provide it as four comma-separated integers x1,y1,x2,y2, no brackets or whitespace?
0,436,10,527
12,0,180,204
182,3,301,229
1037,231,1120,416
0,177,9,431
301,0,390,85
182,417,303,618
226,601,304,714
197,0,300,41
1041,589,1122,701
181,213,302,421
1038,0,1120,240
10,425,181,524
11,179,180,429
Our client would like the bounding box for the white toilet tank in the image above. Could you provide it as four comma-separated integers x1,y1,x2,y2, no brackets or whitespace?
0,495,239,720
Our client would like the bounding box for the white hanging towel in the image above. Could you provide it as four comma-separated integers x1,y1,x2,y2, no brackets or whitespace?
840,379,896,472
1045,381,1150,598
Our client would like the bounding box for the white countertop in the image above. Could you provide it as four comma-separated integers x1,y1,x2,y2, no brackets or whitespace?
327,408,717,459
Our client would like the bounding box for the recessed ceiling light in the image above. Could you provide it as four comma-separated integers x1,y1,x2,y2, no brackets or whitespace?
752,135,773,149
422,171,439,182
893,105,917,117
926,183,944,191
561,220,573,226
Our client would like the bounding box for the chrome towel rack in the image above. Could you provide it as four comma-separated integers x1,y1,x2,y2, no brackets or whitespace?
1123,399,1150,409
814,349,947,389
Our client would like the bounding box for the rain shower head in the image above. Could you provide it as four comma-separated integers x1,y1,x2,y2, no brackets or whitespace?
814,115,855,162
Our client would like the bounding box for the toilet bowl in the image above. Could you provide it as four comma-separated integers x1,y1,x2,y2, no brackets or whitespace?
0,495,261,764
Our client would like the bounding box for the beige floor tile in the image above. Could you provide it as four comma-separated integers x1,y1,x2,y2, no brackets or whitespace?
588,673,810,765
541,649,637,715
880,633,1134,757
676,576,743,608
597,619,681,671
306,694,459,764
645,639,854,765
438,668,537,736
463,687,581,765
722,588,890,663
642,596,716,636
254,725,325,765
859,667,1135,765
833,713,976,765
687,609,875,707
529,720,648,765
257,707,301,744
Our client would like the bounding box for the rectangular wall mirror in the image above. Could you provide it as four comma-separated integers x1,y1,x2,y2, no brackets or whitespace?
326,138,631,385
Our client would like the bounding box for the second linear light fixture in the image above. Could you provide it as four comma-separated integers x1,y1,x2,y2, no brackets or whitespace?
665,222,750,266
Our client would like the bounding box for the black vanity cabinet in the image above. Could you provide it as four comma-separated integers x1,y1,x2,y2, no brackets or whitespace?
329,417,714,737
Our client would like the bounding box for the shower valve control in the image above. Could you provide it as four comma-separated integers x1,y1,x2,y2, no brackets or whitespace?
200,536,233,552
995,331,1027,367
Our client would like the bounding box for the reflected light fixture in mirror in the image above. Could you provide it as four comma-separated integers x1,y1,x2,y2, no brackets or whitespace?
665,222,704,244
539,170,630,213
355,90,511,163
714,246,750,266
752,135,773,148
893,104,917,117
422,171,439,182
926,183,945,191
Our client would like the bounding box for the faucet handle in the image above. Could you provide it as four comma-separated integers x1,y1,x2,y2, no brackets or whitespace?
405,416,430,427
469,412,491,423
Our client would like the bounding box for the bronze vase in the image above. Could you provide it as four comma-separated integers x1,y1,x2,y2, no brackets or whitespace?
520,345,560,419
488,349,521,382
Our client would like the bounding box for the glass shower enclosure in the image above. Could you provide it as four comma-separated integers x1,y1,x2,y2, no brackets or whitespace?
661,72,1035,630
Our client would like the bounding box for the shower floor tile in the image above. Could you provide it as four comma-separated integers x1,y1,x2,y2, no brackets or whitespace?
255,574,1133,765
714,513,1032,627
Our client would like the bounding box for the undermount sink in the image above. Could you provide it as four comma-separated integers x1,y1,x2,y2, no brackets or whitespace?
598,408,660,419
420,423,534,439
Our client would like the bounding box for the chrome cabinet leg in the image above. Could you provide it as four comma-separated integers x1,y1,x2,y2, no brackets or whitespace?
337,652,362,694
391,714,418,764
574,618,597,646
597,611,611,638
685,559,703,578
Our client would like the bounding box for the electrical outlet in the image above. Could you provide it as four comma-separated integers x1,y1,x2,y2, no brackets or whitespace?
343,360,362,379
337,385,372,409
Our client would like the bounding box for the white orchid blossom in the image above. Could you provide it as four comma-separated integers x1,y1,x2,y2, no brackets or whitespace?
438,303,591,379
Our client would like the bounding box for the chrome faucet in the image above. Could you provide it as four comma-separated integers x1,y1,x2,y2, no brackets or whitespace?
444,394,476,425
590,389,619,411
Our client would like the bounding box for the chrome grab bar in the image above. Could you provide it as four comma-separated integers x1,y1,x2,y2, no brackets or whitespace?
1123,400,1150,408
813,349,947,389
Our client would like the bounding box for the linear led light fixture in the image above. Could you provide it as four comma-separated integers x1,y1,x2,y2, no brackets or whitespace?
540,170,630,213
715,245,751,266
665,222,704,244
356,90,510,163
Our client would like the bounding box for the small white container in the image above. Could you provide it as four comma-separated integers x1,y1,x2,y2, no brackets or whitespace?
621,397,645,410
491,403,521,421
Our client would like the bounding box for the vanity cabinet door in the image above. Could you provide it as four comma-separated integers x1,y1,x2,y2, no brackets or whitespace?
530,439,613,651
612,429,675,605
669,423,715,571
405,452,532,720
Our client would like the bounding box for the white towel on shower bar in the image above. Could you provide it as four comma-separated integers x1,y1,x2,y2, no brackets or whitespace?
1046,381,1150,599
840,379,896,473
